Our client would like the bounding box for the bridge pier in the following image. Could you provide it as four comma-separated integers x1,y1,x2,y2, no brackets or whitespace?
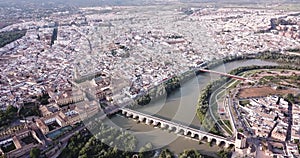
207,137,212,142
122,111,126,115
126,113,132,117
132,114,138,119
139,117,144,122
199,135,204,140
216,140,221,146
146,119,150,125
191,133,195,138
153,121,158,126
184,130,188,136
224,143,230,148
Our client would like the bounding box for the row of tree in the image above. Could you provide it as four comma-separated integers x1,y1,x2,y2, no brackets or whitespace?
196,76,228,124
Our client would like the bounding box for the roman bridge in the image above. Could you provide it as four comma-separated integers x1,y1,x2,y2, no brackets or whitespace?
120,108,235,148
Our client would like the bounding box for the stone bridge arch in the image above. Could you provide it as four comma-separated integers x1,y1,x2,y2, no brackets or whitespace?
218,141,226,147
201,136,208,142
209,138,217,146
190,133,200,140
132,114,139,119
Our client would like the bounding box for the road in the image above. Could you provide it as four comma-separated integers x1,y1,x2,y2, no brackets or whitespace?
208,78,239,137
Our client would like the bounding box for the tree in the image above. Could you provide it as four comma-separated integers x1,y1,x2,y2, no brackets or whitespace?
179,149,202,158
218,150,231,158
138,142,154,158
0,105,18,129
159,149,174,158
137,94,151,105
30,148,40,158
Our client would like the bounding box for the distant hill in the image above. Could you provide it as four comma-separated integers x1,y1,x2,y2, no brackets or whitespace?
0,0,299,8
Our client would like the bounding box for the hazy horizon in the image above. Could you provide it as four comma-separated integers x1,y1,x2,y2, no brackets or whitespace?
0,0,299,8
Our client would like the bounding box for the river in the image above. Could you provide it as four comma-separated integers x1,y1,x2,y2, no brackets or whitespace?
103,59,279,156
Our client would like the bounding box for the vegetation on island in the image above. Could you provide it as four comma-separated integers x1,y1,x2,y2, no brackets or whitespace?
196,76,228,124
137,94,151,105
0,30,26,48
135,76,181,107
164,76,181,95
